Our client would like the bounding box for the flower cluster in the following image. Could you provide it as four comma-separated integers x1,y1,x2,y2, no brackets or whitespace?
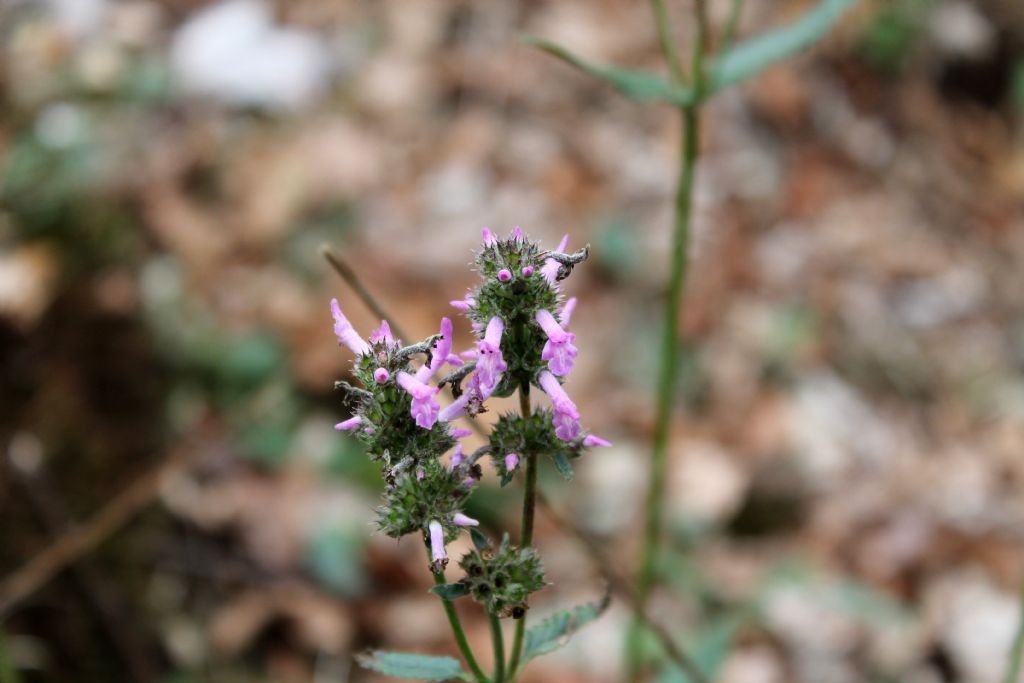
331,227,610,611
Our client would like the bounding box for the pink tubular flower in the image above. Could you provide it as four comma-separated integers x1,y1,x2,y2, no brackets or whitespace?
438,392,471,422
538,371,581,441
334,416,361,431
330,299,371,356
370,320,396,345
482,227,497,247
583,435,612,448
450,428,472,439
560,297,577,326
450,298,473,311
453,512,479,527
474,316,507,398
396,371,441,429
540,234,569,284
373,368,390,383
498,269,512,282
428,521,447,568
505,453,520,471
511,226,523,241
522,265,535,276
450,444,464,469
535,309,578,376
416,317,454,383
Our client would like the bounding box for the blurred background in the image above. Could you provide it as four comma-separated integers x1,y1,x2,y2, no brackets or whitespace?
1,0,1024,681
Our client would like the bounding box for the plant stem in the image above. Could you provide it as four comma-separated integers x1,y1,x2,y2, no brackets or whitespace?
627,3,707,679
722,0,745,52
650,0,685,85
432,566,489,683
1005,579,1024,683
506,384,535,679
490,614,506,683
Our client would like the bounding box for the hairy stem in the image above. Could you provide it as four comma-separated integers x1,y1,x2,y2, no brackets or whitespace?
432,566,488,683
1005,579,1024,683
627,3,707,679
490,614,506,683
506,384,535,679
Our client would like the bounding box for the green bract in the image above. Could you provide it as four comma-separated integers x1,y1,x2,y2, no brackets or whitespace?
458,533,545,619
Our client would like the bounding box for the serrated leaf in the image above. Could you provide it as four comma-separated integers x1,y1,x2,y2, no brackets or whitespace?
550,451,574,481
710,0,857,91
355,650,470,681
522,594,610,663
524,36,695,106
430,582,471,601
469,527,492,552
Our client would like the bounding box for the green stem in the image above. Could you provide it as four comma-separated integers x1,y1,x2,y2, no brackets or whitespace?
649,0,685,85
1005,579,1024,683
506,384,535,679
627,7,706,678
432,567,488,683
722,0,744,52
490,614,506,683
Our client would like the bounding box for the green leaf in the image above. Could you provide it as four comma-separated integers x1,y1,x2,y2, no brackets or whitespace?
654,613,743,683
524,35,695,106
522,594,611,663
469,527,492,552
430,582,471,600
355,651,471,681
550,451,574,481
710,0,858,91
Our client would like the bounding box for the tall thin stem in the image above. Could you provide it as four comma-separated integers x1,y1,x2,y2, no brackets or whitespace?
1005,579,1024,683
432,566,489,683
506,384,535,679
650,0,685,85
490,614,506,683
627,3,706,680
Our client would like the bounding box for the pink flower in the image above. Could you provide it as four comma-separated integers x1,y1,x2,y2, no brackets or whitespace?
450,444,464,469
538,371,581,441
373,368,390,383
453,513,479,527
540,234,569,284
330,299,370,356
522,265,535,276
583,435,612,448
511,226,523,241
450,298,473,311
505,453,520,471
449,428,472,439
535,309,578,376
334,416,361,431
498,269,512,282
560,297,577,326
438,392,471,422
474,316,507,398
416,317,454,383
428,520,447,569
370,319,396,345
396,371,441,429
482,227,498,248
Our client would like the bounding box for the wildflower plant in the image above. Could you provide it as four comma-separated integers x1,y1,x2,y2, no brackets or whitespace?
331,228,610,682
